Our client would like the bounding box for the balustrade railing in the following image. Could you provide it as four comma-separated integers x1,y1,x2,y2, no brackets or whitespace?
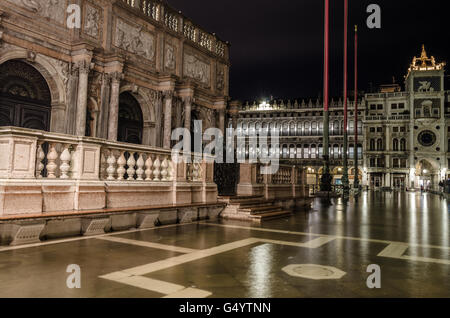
120,0,227,58
0,127,213,184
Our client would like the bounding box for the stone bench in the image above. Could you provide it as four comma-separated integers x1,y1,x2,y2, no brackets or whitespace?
0,203,226,246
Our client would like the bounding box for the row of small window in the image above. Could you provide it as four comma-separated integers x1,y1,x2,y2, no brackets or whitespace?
415,107,440,118
237,144,363,160
369,158,408,168
369,103,405,111
234,121,363,137
369,127,407,133
368,138,407,151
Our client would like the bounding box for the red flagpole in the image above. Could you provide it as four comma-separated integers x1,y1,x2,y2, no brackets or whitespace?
354,25,359,188
354,25,358,147
343,0,348,130
324,0,329,113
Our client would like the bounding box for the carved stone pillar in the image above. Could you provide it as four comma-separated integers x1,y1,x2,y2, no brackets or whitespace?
163,90,174,149
183,96,193,130
75,61,92,136
107,72,123,141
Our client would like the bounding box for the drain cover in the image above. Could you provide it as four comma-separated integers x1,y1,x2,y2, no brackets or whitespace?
282,264,346,280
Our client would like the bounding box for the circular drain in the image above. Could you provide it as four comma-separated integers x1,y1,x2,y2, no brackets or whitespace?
282,264,346,280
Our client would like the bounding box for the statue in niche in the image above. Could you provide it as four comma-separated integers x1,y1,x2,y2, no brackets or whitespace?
165,45,176,70
216,67,225,91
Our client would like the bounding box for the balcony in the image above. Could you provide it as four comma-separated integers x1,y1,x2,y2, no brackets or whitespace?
0,127,217,217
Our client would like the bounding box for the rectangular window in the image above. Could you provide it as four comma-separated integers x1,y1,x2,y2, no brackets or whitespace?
399,103,405,109
370,127,375,133
392,104,398,110
400,127,406,133
377,127,382,133
393,158,399,168
377,104,383,110
370,104,377,110
393,127,399,132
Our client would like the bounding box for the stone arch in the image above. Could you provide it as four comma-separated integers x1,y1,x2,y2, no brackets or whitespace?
0,50,66,132
119,85,157,146
0,52,66,133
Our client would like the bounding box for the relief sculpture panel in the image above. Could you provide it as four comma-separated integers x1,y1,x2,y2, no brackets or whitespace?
9,0,66,24
183,52,210,86
114,18,155,61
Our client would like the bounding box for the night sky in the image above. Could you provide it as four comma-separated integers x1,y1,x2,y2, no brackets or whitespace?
166,0,450,102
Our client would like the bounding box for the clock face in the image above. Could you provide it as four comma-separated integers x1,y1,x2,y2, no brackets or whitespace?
418,130,437,147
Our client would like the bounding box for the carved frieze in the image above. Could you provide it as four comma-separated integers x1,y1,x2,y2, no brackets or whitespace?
183,52,210,86
114,18,155,61
8,0,67,24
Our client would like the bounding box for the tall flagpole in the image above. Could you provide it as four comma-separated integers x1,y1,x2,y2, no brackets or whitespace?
342,0,350,197
320,0,332,193
353,25,360,190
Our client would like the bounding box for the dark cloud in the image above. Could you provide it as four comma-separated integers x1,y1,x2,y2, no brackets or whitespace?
166,0,450,101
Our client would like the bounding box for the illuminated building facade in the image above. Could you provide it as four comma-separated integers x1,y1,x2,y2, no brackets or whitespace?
231,46,450,191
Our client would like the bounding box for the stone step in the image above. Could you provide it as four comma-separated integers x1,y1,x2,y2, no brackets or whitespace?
249,210,292,221
238,205,282,213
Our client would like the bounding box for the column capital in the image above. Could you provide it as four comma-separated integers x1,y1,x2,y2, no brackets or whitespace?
163,90,174,100
108,71,124,84
76,60,94,75
182,95,194,104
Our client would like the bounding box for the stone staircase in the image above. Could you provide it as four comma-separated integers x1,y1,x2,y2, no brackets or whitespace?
219,196,292,222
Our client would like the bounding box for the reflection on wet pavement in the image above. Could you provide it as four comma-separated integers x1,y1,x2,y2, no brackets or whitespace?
0,191,448,298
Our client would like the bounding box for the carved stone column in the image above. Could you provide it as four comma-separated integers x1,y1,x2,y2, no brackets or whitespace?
107,72,123,141
75,61,92,136
163,90,174,149
183,96,193,130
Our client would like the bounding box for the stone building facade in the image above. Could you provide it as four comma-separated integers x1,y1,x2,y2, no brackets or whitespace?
230,47,450,191
364,47,449,190
229,98,365,188
0,0,229,146
0,0,230,217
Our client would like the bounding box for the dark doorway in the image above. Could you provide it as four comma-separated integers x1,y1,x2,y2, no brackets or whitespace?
0,60,52,131
118,92,143,144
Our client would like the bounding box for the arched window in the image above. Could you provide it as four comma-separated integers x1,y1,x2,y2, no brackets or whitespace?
304,144,310,159
0,60,52,131
297,145,302,159
400,138,407,151
319,121,324,135
282,122,289,136
311,144,317,159
318,144,323,158
290,122,296,136
311,121,317,136
282,144,289,158
297,122,303,136
304,121,311,136
377,139,383,151
333,144,339,159
333,120,340,136
349,143,355,159
118,92,143,144
370,139,375,151
289,145,296,158
393,139,399,151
